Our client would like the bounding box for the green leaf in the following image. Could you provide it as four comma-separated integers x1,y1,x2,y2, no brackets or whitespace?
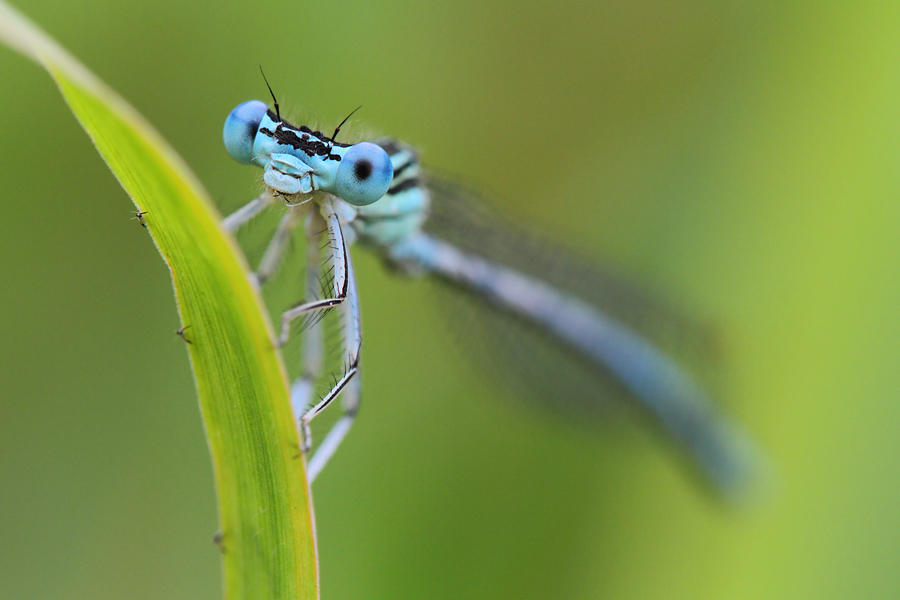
0,3,318,599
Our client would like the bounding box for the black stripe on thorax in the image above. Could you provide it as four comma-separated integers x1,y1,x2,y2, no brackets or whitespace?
388,177,421,196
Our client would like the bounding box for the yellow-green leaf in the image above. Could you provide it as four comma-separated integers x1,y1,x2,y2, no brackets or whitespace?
0,3,318,599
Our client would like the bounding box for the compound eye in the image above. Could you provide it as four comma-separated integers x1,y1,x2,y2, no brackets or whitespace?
223,100,268,164
334,142,393,206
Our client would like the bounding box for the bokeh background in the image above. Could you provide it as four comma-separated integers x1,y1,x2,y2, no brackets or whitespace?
2,1,899,598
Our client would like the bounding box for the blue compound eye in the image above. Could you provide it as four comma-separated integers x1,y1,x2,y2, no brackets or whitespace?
334,142,393,206
223,100,268,164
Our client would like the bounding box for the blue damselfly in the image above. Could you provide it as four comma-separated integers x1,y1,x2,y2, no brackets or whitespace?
222,92,759,496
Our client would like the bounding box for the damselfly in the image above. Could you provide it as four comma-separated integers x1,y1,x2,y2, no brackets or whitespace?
222,91,759,496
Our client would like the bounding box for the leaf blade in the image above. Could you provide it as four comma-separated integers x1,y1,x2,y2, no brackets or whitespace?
0,3,318,598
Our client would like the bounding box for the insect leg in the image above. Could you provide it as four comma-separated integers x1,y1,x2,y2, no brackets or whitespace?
307,376,359,481
290,211,326,450
222,191,273,233
306,250,362,481
254,210,301,285
275,200,348,347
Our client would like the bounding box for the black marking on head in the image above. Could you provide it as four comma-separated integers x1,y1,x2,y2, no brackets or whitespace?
354,159,373,181
388,177,420,196
260,121,349,161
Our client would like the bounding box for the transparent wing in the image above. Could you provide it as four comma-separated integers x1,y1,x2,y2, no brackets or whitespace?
423,171,722,397
414,172,758,495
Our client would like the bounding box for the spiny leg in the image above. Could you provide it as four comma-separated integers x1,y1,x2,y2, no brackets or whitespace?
276,199,349,347
226,190,362,475
304,249,363,480
222,191,273,233
290,210,327,448
307,376,360,482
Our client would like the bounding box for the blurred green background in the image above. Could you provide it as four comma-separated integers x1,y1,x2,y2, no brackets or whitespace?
2,1,899,598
